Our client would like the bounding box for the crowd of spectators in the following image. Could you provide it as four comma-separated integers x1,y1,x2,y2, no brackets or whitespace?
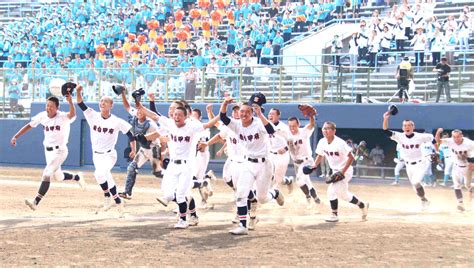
338,1,473,68
0,0,472,105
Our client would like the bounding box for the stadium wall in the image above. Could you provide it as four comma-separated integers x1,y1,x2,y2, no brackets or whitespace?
0,102,472,170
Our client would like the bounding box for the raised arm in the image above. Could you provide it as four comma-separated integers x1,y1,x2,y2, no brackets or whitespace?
382,111,390,130
76,85,88,111
435,128,444,145
121,89,131,113
136,102,160,122
203,114,221,129
306,114,316,130
65,90,76,119
219,97,233,125
253,104,275,134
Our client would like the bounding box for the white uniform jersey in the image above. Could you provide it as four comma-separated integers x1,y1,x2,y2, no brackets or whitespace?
219,125,243,161
226,117,270,158
316,135,352,171
83,108,132,152
441,137,474,166
390,131,434,162
158,116,204,160
268,121,290,152
288,127,314,160
30,111,75,147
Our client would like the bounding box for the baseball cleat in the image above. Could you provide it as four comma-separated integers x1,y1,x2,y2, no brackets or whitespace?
421,200,430,211
174,219,189,229
118,192,132,200
229,224,248,235
156,197,169,207
314,197,321,205
206,170,217,181
117,202,125,218
275,190,285,206
391,181,399,186
248,217,259,230
76,172,86,190
188,215,199,226
457,204,465,212
439,182,446,187
361,202,369,221
102,197,113,211
325,215,339,222
24,199,37,211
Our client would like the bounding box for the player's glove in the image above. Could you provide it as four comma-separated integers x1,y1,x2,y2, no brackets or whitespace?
135,134,148,144
325,171,345,184
162,158,170,170
298,104,317,118
302,165,316,175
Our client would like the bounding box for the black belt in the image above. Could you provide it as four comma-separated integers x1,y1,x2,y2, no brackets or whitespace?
94,150,112,154
172,159,187,164
46,146,59,151
246,157,265,163
294,157,310,165
457,164,466,168
270,146,289,155
406,160,422,165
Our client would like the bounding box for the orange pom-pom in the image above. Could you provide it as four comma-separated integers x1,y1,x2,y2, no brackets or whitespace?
211,10,221,22
96,44,106,54
202,20,211,31
175,10,184,21
147,20,159,30
128,33,136,41
176,30,188,41
130,43,140,53
227,10,234,20
112,49,124,58
190,9,201,19
165,23,174,32
138,34,147,44
156,36,164,45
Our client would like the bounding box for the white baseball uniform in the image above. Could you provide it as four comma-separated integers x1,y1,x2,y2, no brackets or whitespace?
440,137,474,190
225,117,276,207
29,111,75,180
219,124,244,187
288,126,315,188
315,135,356,201
421,141,436,177
268,121,290,185
157,116,205,204
83,108,132,186
390,131,434,185
193,127,211,181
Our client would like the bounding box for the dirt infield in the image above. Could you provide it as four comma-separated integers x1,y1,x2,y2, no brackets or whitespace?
0,166,473,266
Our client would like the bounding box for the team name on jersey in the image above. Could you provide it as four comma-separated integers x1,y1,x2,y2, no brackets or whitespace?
44,125,61,131
451,149,468,157
93,125,114,134
229,137,238,144
240,133,260,142
401,143,420,149
324,150,340,157
171,134,191,143
292,139,303,146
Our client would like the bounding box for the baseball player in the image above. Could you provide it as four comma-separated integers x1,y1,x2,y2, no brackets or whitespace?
118,90,161,200
392,144,405,185
383,111,434,210
190,108,214,206
138,103,220,229
421,141,437,187
438,132,454,186
435,128,474,212
267,108,291,190
11,94,85,210
309,121,369,222
220,97,285,235
76,85,135,217
287,115,322,207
